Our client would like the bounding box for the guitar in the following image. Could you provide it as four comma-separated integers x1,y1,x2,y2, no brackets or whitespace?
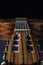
1,18,40,65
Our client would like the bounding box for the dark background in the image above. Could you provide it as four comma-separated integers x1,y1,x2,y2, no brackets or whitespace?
0,0,43,18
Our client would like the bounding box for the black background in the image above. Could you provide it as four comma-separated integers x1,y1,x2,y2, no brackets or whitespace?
0,0,43,18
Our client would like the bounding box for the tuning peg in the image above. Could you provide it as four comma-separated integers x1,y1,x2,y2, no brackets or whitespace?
5,45,8,47
3,51,7,54
13,51,19,53
13,45,19,47
3,54,6,60
1,61,6,65
5,47,7,51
